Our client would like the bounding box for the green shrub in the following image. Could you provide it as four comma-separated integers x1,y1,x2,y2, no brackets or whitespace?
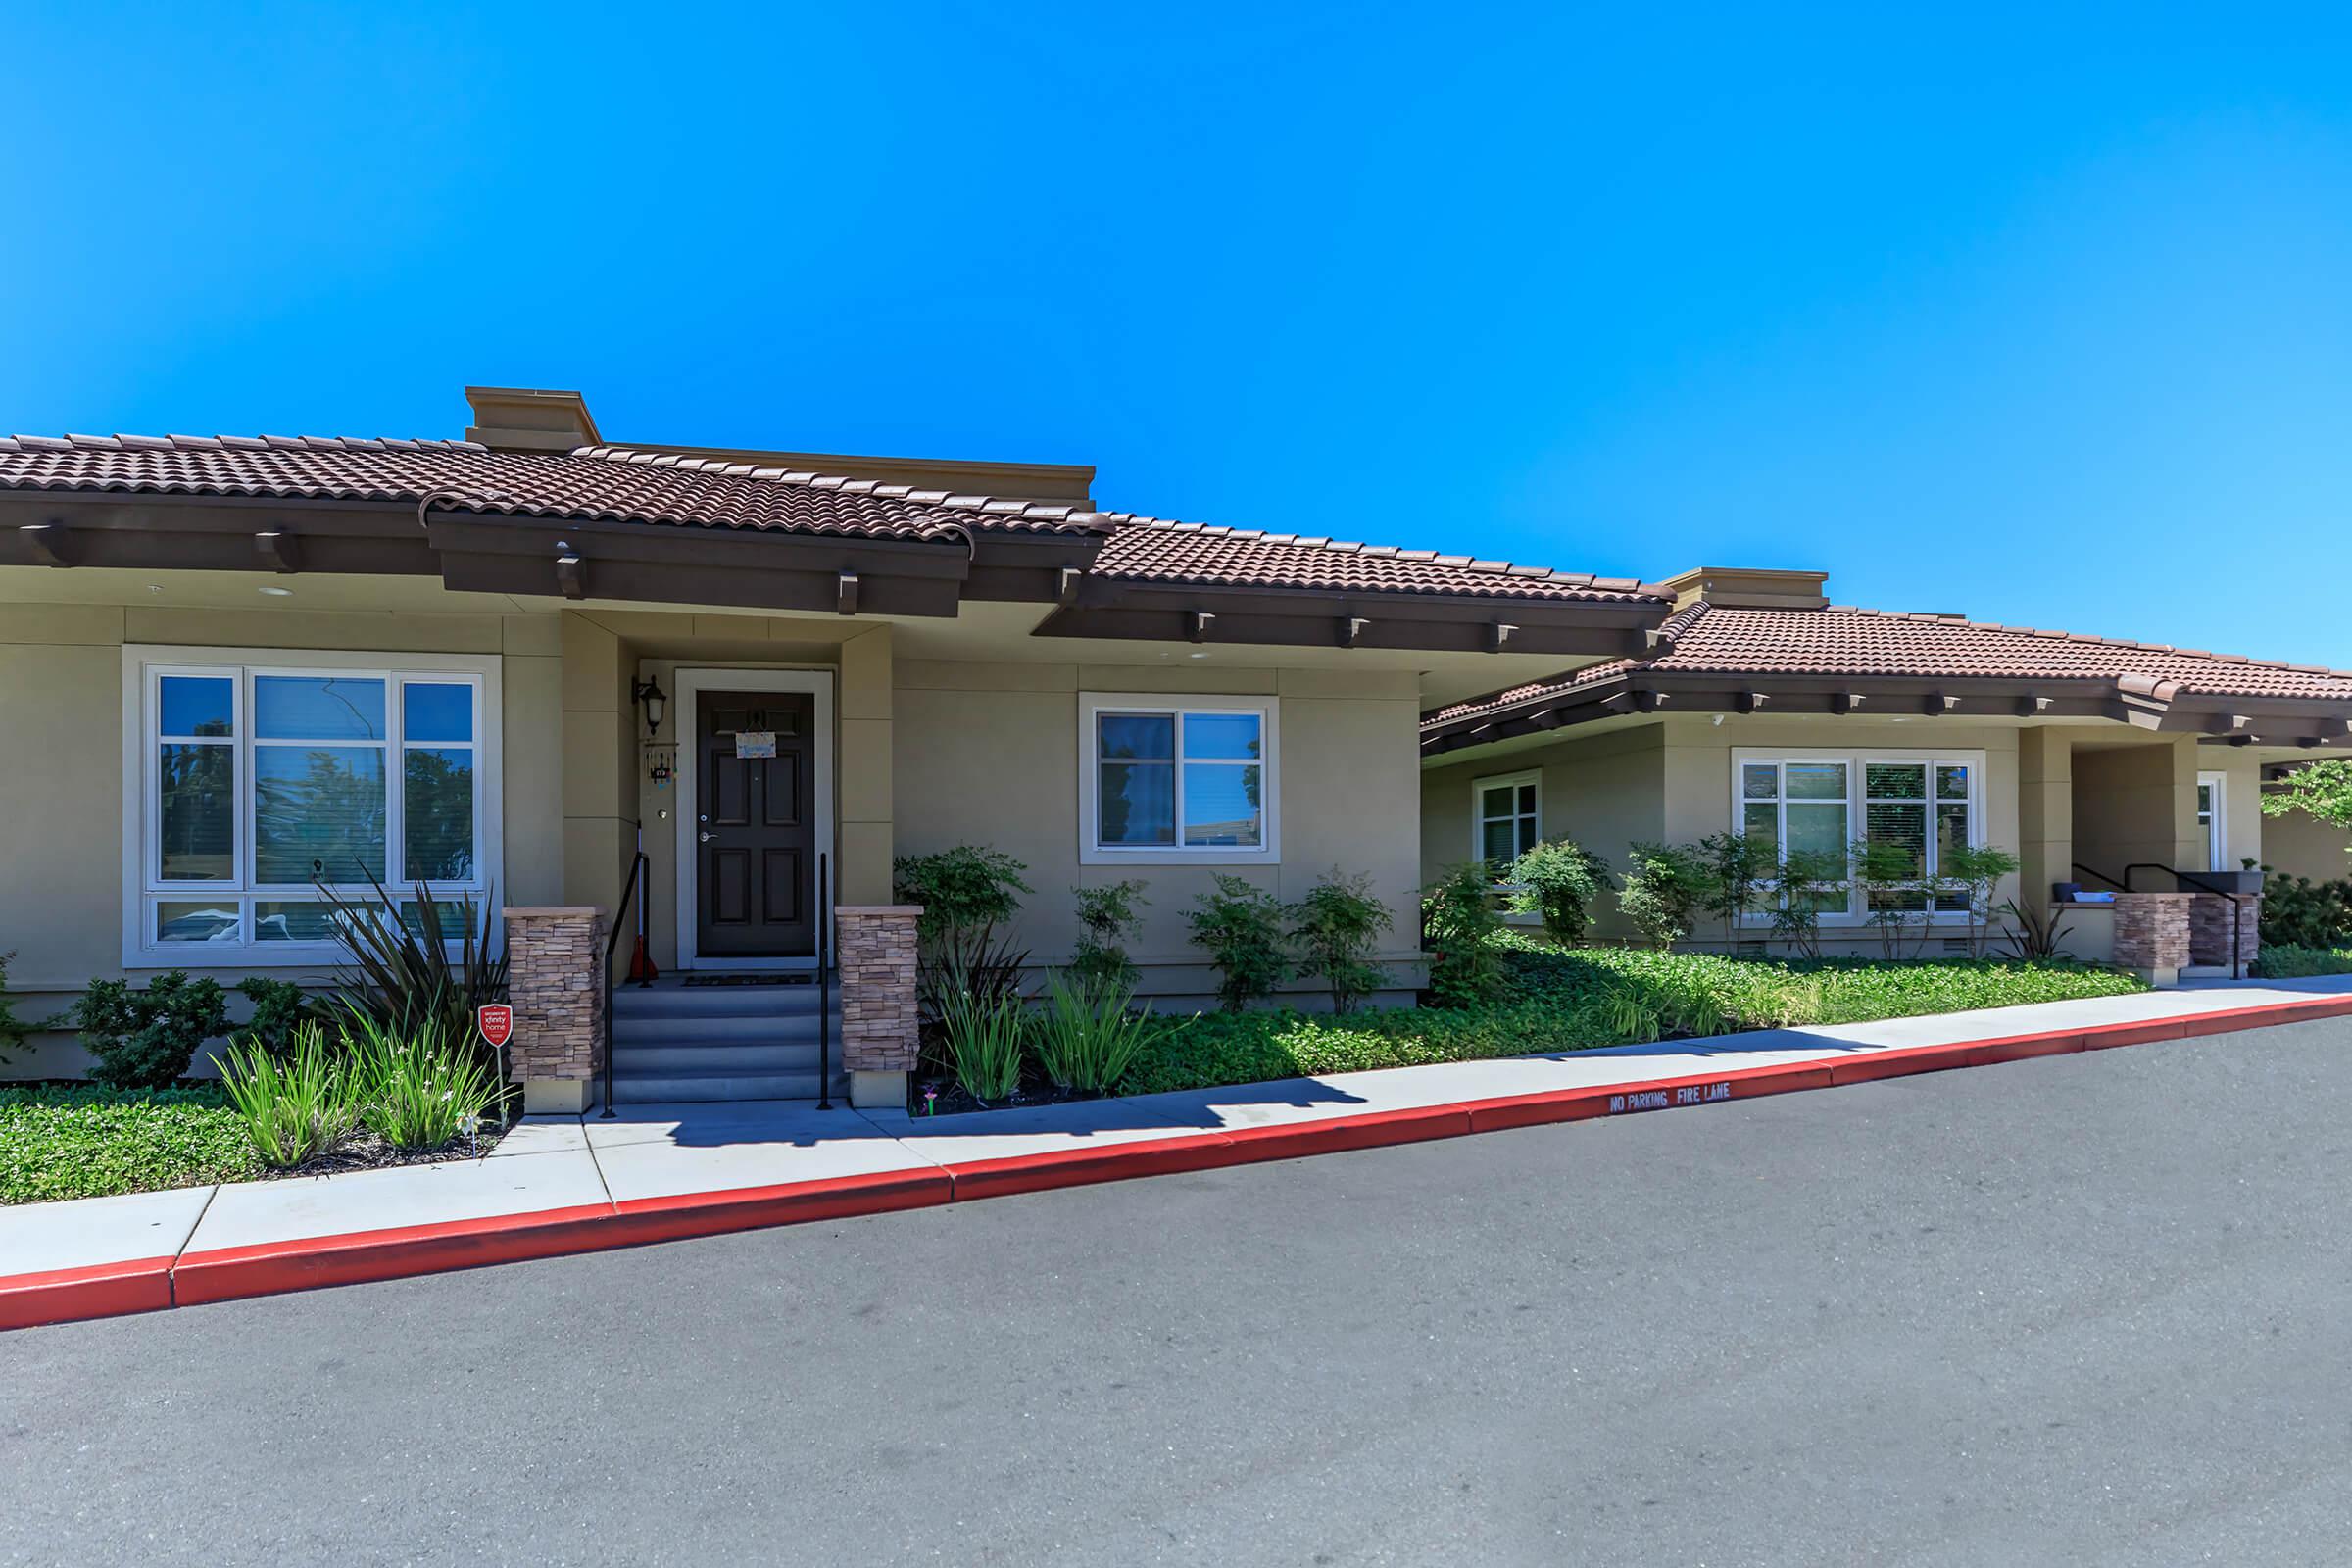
2251,945,2352,979
1849,837,1931,959
1070,880,1149,992
1289,870,1392,1013
1507,839,1610,944
233,977,313,1056
938,986,1029,1102
894,846,1033,948
72,970,230,1090
1119,935,2148,1097
1032,972,1155,1094
218,1020,360,1168
1618,843,1704,949
1187,874,1291,1011
347,1012,503,1152
0,1084,260,1204
0,953,28,1067
1764,848,1848,958
2260,873,2352,951
1941,842,2023,958
1695,831,1772,942
1423,862,1506,1007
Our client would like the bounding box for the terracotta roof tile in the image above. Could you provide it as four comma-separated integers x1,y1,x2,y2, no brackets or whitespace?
0,431,1663,606
1426,602,2352,726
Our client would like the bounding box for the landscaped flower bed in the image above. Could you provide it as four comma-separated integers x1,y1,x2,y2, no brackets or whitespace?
1115,937,2149,1097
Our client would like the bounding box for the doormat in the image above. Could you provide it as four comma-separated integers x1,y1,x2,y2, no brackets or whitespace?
681,973,813,988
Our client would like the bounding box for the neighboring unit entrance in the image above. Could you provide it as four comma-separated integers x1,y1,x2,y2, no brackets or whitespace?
695,689,816,959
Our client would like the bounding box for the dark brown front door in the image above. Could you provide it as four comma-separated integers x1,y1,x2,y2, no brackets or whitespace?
696,691,816,959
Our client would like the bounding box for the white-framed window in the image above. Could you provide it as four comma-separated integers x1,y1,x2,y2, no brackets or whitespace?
122,646,503,966
1472,770,1543,866
2197,770,2227,871
1733,749,1985,923
1078,692,1278,864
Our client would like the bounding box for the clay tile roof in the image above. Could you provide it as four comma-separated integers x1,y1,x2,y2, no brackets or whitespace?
1425,601,2352,728
0,430,1661,606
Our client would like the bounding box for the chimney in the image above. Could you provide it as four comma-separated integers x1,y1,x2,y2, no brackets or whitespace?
1654,566,1830,611
465,386,601,452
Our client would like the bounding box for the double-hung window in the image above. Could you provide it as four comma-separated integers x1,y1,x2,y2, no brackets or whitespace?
125,648,501,964
1079,693,1278,863
1734,749,1983,922
1472,770,1542,866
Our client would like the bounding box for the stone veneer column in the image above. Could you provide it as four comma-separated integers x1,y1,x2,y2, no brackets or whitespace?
2187,893,2262,978
2112,893,2191,988
504,906,610,1114
836,905,920,1109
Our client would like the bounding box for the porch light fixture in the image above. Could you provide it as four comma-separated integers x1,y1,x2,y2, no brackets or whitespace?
633,677,668,738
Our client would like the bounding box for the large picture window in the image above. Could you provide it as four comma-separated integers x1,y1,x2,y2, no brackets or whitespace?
1079,693,1279,864
1733,749,1984,922
124,649,500,964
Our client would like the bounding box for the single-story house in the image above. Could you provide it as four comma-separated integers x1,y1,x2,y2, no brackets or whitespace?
0,385,1670,1107
1420,566,2352,959
4,391,2346,1109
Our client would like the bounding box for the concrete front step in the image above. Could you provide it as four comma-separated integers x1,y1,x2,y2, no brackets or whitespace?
611,1040,833,1074
611,1067,849,1103
612,1011,839,1047
612,982,827,1020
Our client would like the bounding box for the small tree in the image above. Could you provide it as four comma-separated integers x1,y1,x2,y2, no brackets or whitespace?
1618,842,1704,949
1289,870,1393,1013
893,846,1033,951
1186,875,1291,1011
1940,842,2023,958
1765,848,1848,959
1849,837,1929,959
72,970,229,1090
1695,831,1771,945
2262,760,2352,844
1069,880,1149,992
1507,838,1610,945
1422,862,1506,1007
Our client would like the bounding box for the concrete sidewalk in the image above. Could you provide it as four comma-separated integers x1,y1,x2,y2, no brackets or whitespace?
8,974,2351,1329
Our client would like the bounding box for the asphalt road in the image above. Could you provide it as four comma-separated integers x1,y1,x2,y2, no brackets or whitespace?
7,1020,2352,1567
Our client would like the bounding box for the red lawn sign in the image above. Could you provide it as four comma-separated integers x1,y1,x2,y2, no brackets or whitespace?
476,1004,514,1051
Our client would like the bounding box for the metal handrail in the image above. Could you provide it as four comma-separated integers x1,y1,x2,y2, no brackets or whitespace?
2071,860,2131,893
816,852,833,1110
599,848,649,1120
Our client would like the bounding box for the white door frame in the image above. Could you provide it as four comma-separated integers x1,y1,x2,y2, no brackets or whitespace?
672,667,835,972
2197,769,2227,872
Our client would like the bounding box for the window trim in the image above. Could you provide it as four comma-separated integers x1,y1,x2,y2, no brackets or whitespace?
2197,770,2227,872
1077,692,1279,865
1470,768,1544,865
1729,748,1986,926
122,646,504,969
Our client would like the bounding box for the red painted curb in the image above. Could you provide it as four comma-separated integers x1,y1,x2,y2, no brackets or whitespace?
944,1132,1246,1200
0,1255,176,1332
172,1201,619,1307
6,988,2347,1331
610,1167,952,1244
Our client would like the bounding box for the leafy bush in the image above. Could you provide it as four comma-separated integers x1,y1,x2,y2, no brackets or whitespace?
218,1020,360,1168
2251,945,2352,979
234,977,313,1057
1507,839,1610,944
894,846,1033,948
0,1084,260,1204
317,875,507,1065
2260,873,2352,951
1849,838,1931,958
1618,843,1704,949
1289,870,1393,1013
1032,972,1154,1094
1941,842,2023,958
1119,936,2148,1097
72,970,230,1090
2262,761,2352,837
1070,880,1149,992
937,986,1029,1102
0,953,28,1067
1764,848,1848,958
1424,862,1507,1007
1187,874,1291,1011
1695,831,1771,942
346,1013,502,1152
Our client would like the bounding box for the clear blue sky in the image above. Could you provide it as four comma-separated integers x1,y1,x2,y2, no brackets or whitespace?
6,3,2349,663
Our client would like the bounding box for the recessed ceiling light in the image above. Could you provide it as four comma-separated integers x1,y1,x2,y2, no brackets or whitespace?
259,585,294,597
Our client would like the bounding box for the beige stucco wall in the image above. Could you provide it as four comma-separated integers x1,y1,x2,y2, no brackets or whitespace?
894,660,1427,1009
2262,801,2352,883
0,599,564,1079
2071,737,2201,888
